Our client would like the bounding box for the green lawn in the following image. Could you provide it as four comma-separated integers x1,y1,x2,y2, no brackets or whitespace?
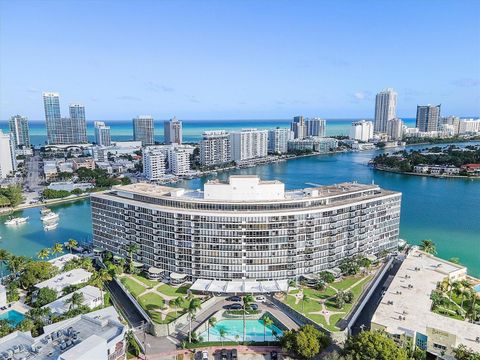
157,284,190,297
303,286,337,300
285,293,323,314
133,274,158,288
138,292,166,310
331,276,361,291
120,276,147,297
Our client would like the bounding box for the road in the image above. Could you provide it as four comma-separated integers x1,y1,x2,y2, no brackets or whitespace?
105,279,147,328
350,255,405,335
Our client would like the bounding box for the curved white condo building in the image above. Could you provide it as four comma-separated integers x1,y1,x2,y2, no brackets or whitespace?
91,176,401,290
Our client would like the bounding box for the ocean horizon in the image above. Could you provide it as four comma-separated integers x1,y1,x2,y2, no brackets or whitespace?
0,118,417,146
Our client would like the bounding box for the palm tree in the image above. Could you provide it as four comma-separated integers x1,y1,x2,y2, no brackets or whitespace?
51,243,63,256
466,289,477,322
459,280,472,309
66,239,78,253
37,248,51,260
66,292,84,310
287,278,296,296
0,249,11,279
187,298,202,343
172,296,184,318
208,316,217,342
419,239,437,255
219,327,227,346
242,294,255,342
262,314,273,344
89,269,112,306
302,293,309,313
126,243,139,270
7,255,30,275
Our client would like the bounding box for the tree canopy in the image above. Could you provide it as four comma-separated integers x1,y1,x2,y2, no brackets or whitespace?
280,324,330,359
343,331,409,360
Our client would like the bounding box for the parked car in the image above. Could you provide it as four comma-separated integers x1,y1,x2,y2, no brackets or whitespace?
227,295,241,302
248,303,258,310
255,295,266,302
229,303,243,310
271,350,278,360
201,350,208,360
221,348,229,360
231,349,238,360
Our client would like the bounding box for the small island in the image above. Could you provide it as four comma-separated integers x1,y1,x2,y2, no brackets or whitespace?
371,145,480,178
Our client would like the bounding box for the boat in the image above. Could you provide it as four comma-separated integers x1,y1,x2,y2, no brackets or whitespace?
44,222,58,231
4,217,29,225
40,212,59,222
40,207,51,215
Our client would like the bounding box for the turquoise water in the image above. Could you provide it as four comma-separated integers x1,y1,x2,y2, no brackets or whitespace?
0,118,417,146
0,310,25,327
198,319,283,342
0,200,92,263
0,142,479,276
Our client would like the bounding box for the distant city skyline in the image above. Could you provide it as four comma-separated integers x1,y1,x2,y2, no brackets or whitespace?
1,0,479,120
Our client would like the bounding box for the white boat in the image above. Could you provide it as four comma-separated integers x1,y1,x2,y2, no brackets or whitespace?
40,207,51,215
41,212,59,222
44,222,58,231
4,217,29,225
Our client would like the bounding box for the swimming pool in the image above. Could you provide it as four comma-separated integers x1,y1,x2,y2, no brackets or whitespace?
198,318,283,342
0,310,25,327
474,284,480,293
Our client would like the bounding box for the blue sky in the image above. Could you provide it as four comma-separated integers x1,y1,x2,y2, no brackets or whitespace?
0,0,479,120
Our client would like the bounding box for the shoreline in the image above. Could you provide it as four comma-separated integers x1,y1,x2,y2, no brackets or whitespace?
372,166,480,180
0,194,90,215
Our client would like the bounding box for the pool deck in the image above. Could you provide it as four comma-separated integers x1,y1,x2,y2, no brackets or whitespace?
0,301,30,317
186,297,299,337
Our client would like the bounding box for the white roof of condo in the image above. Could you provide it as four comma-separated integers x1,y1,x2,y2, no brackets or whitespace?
43,285,102,315
371,248,479,352
190,279,288,293
0,306,125,360
35,269,92,293
48,254,80,270
111,175,390,203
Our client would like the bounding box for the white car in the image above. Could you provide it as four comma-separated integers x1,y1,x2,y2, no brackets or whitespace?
202,350,208,360
256,295,266,302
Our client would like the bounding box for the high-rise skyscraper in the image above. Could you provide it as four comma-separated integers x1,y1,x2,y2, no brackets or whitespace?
291,115,306,139
229,129,268,162
43,92,61,144
416,105,441,132
0,131,16,179
69,104,88,143
163,116,182,144
374,88,397,133
133,115,155,146
305,118,326,137
9,115,30,148
349,120,374,142
94,121,111,146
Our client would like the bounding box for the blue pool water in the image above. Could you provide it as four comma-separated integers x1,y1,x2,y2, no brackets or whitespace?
0,310,25,327
474,284,480,293
199,319,283,342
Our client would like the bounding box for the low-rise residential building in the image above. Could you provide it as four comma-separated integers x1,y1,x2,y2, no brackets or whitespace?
43,160,59,180
461,163,480,175
371,248,478,360
413,165,460,175
34,269,92,295
48,254,80,270
0,306,126,360
200,131,230,166
458,119,480,134
47,181,94,192
71,158,95,171
287,137,338,153
43,286,103,315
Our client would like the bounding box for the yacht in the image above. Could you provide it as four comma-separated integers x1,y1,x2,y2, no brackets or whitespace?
41,212,59,222
44,222,58,231
40,207,51,215
4,217,29,225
